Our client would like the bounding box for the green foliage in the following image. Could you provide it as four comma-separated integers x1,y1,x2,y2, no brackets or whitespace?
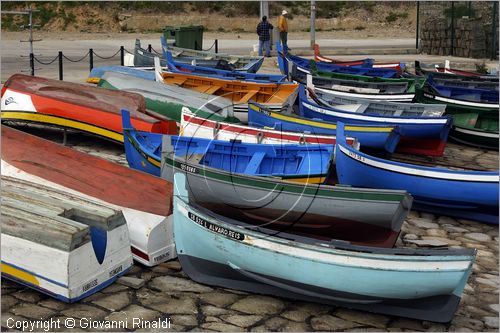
474,62,489,74
385,11,408,23
361,1,376,13
316,1,347,18
443,4,475,18
37,5,57,27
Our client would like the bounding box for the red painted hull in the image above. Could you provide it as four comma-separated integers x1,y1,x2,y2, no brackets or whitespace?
1,125,172,217
1,74,177,142
396,137,447,157
313,44,403,72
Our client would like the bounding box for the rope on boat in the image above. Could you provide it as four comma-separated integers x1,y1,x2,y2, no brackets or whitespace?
33,54,59,65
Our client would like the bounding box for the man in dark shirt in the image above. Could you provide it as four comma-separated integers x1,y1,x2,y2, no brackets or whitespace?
256,16,273,57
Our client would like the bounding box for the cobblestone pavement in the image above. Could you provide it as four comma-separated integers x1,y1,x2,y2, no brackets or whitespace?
1,126,498,332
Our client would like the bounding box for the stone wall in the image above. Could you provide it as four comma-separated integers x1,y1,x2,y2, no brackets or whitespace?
419,17,498,58
418,1,498,59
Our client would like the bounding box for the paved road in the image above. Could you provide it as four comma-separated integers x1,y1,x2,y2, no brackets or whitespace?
2,34,497,83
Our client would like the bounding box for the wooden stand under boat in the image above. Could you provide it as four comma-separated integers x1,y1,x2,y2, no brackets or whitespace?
1,125,175,266
1,176,133,302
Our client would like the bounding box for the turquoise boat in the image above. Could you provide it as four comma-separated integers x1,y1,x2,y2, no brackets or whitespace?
173,171,476,322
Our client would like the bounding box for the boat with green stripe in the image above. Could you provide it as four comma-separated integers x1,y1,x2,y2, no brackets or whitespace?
161,142,412,248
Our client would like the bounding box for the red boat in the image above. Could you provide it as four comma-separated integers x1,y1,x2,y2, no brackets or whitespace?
313,44,404,72
1,125,175,266
1,74,177,143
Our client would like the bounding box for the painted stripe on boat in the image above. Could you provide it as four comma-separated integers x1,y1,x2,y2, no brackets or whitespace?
430,94,499,109
181,206,471,271
315,86,415,101
1,111,123,142
338,144,499,182
1,261,69,288
263,109,394,133
168,158,407,202
453,126,500,138
182,113,340,144
302,101,449,124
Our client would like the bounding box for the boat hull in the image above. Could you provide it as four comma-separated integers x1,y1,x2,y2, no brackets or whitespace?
248,104,401,152
334,124,499,224
173,177,474,322
0,74,176,143
163,157,412,247
1,125,175,266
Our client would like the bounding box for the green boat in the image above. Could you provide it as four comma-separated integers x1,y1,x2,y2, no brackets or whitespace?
450,113,499,149
98,71,239,124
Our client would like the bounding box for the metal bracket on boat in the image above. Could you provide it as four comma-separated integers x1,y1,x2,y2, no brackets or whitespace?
213,122,221,140
256,131,264,144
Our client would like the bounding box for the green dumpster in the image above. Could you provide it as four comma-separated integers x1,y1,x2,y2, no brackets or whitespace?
163,25,204,50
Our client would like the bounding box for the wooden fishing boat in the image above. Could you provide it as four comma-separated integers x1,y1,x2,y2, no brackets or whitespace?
123,111,334,184
160,36,286,83
180,106,360,149
2,176,133,302
277,42,400,78
310,85,447,116
291,64,418,95
313,44,405,71
430,76,498,91
1,125,175,266
134,39,264,73
156,70,299,123
247,103,401,152
303,71,416,102
415,79,500,115
97,71,238,123
415,61,499,81
0,74,177,143
449,113,499,149
87,65,158,83
299,86,452,157
163,154,411,248
335,122,499,224
292,63,423,87
173,172,475,322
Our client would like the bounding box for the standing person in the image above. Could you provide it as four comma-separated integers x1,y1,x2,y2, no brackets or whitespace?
256,16,273,57
278,10,290,52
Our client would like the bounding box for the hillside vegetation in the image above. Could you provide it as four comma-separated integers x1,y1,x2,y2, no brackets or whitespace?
1,1,416,34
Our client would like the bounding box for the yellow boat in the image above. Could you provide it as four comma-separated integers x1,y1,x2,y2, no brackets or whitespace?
159,72,299,123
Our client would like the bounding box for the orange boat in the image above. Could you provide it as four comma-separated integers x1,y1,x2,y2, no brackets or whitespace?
159,71,298,123
1,74,177,143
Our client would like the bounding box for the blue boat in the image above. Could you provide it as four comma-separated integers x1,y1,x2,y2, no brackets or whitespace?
122,110,334,183
247,103,401,152
277,42,399,79
173,171,476,322
298,85,453,156
335,122,500,224
427,77,499,104
160,37,287,83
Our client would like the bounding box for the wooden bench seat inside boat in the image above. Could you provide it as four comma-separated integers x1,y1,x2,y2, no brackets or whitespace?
1,176,126,251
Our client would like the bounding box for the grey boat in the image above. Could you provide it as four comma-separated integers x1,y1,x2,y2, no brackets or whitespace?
310,87,447,117
161,142,413,248
133,39,264,73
